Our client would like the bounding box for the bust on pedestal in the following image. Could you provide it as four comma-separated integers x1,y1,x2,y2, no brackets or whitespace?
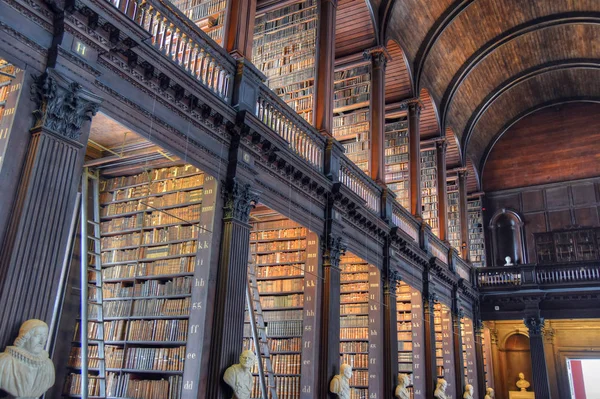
517,372,530,391
485,387,495,399
0,319,55,399
504,256,514,266
463,384,474,399
508,372,534,399
395,373,410,399
434,378,448,399
330,364,352,399
223,350,256,399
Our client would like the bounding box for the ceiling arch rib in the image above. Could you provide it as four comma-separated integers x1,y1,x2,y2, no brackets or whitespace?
385,39,413,103
419,88,440,139
435,13,600,129
467,68,600,175
335,0,377,58
445,22,600,153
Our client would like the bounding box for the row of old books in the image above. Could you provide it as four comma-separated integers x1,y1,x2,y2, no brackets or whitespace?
101,258,195,281
103,277,192,299
341,292,368,303
100,174,204,202
341,282,369,293
260,294,304,309
340,341,368,353
271,354,301,374
104,297,191,317
340,303,369,315
101,166,201,190
340,315,368,328
266,320,303,337
254,251,304,265
341,327,368,340
251,227,307,240
258,278,304,293
250,376,300,399
101,189,203,217
124,346,186,371
341,353,368,369
107,373,182,399
252,239,306,252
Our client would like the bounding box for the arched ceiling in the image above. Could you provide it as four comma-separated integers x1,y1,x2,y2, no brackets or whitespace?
380,0,600,179
335,0,377,58
385,39,413,102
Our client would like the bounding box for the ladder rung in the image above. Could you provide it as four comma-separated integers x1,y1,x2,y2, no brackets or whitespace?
88,250,102,257
87,267,101,273
88,301,102,306
87,235,101,241
87,220,100,227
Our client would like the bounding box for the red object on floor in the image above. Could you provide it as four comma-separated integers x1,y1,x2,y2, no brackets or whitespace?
571,360,587,399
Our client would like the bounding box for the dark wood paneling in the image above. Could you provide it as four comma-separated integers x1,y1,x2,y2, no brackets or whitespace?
522,190,544,213
548,209,572,231
385,40,412,103
488,194,519,212
419,88,439,139
335,0,376,58
546,186,570,209
483,103,600,192
524,212,547,263
574,207,599,227
572,183,597,206
445,127,460,168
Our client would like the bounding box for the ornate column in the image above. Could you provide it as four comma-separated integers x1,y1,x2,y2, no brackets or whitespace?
407,99,422,216
436,139,448,241
458,168,470,261
318,232,346,398
206,181,259,399
0,69,101,348
542,322,560,399
383,266,401,397
474,319,488,399
524,315,552,398
366,48,387,183
422,270,438,398
314,0,337,137
452,291,465,396
224,0,257,59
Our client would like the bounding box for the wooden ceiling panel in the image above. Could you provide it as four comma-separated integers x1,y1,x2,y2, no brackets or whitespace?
419,88,439,139
469,68,600,172
384,40,412,103
445,127,461,169
387,0,454,66
335,0,377,57
483,102,600,191
420,0,600,109
447,23,600,147
465,157,479,194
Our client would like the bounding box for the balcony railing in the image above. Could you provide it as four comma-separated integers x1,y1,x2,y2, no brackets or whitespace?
453,252,471,281
392,202,419,242
339,158,381,214
476,262,600,290
255,86,325,172
428,234,448,265
107,0,235,102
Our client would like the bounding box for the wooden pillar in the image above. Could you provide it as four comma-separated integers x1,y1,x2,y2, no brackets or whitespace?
474,320,488,399
524,315,552,398
435,138,448,241
206,181,259,399
452,292,465,397
458,168,470,261
408,100,422,217
224,0,257,59
318,226,346,398
367,49,387,183
383,263,401,398
314,0,337,136
543,322,560,399
0,69,101,349
423,272,438,398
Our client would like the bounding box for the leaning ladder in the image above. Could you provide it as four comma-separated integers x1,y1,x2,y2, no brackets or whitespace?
246,258,279,399
80,168,107,399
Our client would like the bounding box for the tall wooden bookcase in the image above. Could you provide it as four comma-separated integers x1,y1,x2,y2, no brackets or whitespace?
243,212,319,399
333,62,372,174
447,178,461,252
460,316,478,393
253,0,318,124
385,119,410,210
467,198,486,267
171,0,228,45
421,148,439,236
396,282,426,399
433,303,456,397
64,165,218,399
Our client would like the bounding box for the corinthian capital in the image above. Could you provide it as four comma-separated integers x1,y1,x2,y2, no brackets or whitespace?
222,180,260,223
321,234,347,270
30,69,102,139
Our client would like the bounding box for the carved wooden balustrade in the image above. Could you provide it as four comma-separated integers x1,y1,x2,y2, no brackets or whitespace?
392,202,419,242
428,233,449,265
107,0,235,102
453,251,471,281
255,86,325,172
477,262,600,291
338,157,382,214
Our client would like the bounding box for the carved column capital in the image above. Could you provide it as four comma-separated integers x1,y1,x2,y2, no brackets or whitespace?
542,325,555,344
321,234,347,270
222,179,259,223
385,269,402,295
524,315,545,336
30,69,102,139
435,138,448,153
363,47,389,71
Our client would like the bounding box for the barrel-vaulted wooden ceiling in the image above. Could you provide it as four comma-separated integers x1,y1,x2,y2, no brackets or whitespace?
335,0,600,187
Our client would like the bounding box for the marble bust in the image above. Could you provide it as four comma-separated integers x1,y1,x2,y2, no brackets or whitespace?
330,363,352,399
463,384,474,399
395,373,410,399
516,372,530,391
0,319,55,399
434,378,448,399
485,387,495,399
223,350,256,399
505,256,514,266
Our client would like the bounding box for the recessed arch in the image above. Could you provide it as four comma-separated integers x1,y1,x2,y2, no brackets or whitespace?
462,62,600,164
445,127,462,169
419,88,440,139
439,14,600,129
385,39,413,103
335,0,378,58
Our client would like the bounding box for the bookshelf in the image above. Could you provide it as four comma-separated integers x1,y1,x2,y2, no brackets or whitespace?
171,0,228,45
435,303,455,398
333,63,372,174
447,179,461,252
467,199,486,267
481,327,492,390
460,317,477,392
339,253,372,399
385,119,410,209
396,283,426,399
243,214,319,399
252,0,318,124
64,165,218,399
421,148,438,236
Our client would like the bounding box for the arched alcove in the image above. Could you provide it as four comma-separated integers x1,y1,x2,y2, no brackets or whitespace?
502,333,533,399
489,208,526,266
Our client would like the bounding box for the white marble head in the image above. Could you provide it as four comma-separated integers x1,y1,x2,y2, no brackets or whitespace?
398,373,409,387
465,384,473,393
518,372,525,379
14,319,48,355
239,350,256,370
340,363,353,379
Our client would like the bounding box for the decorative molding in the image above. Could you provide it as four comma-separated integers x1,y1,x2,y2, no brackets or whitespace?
321,234,347,270
222,179,259,223
524,316,545,336
385,269,402,294
30,69,102,139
